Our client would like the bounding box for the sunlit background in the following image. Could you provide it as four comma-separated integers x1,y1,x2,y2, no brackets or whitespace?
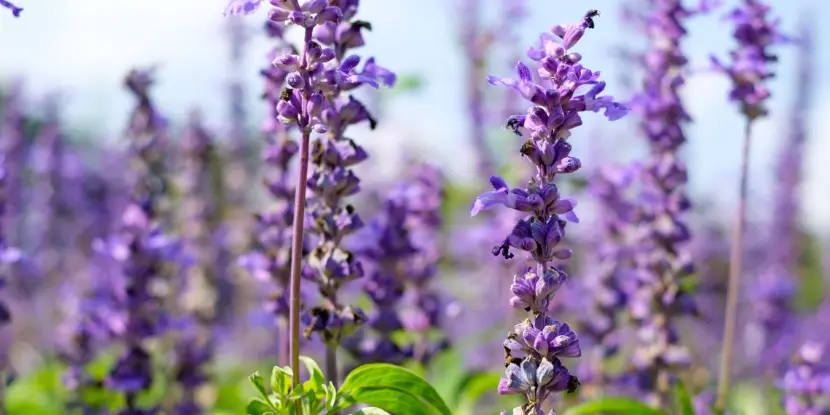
2,0,828,229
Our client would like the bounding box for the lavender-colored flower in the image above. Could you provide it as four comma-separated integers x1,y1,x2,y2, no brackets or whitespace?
616,0,708,405
346,163,450,366
749,19,813,374
227,0,395,383
713,0,786,407
0,0,21,17
711,0,787,120
476,11,627,413
573,166,636,396
776,342,830,414
102,69,183,414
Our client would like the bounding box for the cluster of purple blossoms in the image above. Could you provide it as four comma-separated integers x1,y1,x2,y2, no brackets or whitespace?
96,69,184,414
575,166,637,396
0,0,21,17
472,11,628,415
0,150,22,390
777,342,830,414
346,163,450,366
750,20,812,373
711,0,787,121
226,0,396,383
618,0,711,405
236,18,304,366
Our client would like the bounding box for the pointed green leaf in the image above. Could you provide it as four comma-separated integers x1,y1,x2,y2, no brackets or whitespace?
288,383,307,401
250,371,267,394
562,397,669,415
300,355,326,390
346,386,431,415
271,366,292,398
673,380,695,415
341,363,451,415
247,399,275,415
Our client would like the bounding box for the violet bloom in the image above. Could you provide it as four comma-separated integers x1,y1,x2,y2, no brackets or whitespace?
776,342,830,414
713,0,786,406
575,167,636,396
618,0,708,405
346,163,450,366
0,0,21,17
711,0,787,121
0,153,22,389
476,11,627,414
103,69,183,414
235,18,304,366
750,21,813,374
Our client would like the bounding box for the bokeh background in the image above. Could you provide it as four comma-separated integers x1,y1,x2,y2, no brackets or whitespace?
0,0,828,414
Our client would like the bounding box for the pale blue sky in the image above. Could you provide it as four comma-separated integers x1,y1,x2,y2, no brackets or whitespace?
0,0,828,230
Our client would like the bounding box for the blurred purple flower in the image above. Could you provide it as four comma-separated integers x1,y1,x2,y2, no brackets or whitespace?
0,0,21,17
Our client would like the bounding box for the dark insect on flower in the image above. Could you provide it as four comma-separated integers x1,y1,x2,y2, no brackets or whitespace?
352,20,372,31
585,9,600,29
566,375,580,394
505,116,523,135
279,88,292,101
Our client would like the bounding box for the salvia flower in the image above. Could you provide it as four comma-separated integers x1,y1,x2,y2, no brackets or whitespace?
574,167,636,396
0,0,21,17
618,0,708,405
227,0,395,383
100,69,183,414
710,0,787,121
776,342,830,414
476,10,627,414
346,163,450,365
750,20,813,374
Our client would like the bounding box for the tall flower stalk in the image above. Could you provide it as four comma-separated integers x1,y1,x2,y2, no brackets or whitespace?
621,0,708,405
711,0,786,408
101,69,181,414
474,11,628,414
347,163,449,366
226,0,395,386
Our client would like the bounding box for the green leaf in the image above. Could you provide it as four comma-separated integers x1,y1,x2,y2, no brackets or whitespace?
247,399,275,415
673,380,695,415
562,397,669,415
299,355,326,390
249,371,269,399
345,386,431,415
350,407,392,415
271,366,292,398
341,363,452,415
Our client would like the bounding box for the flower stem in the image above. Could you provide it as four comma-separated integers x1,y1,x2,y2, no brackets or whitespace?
716,120,753,411
326,345,338,388
288,25,315,390
288,128,310,389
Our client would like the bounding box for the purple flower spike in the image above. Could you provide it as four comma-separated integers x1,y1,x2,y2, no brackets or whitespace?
226,0,396,384
477,10,625,414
